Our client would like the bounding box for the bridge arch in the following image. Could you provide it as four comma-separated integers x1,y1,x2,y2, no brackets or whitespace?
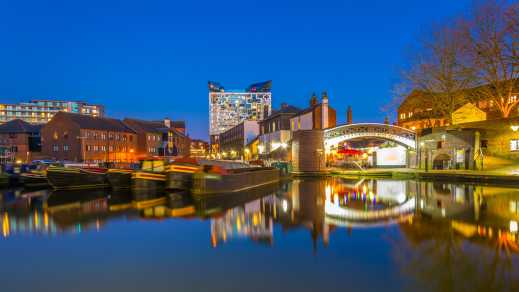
324,123,417,151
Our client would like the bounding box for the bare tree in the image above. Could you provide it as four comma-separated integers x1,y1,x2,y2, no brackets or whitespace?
463,0,519,118
397,22,477,124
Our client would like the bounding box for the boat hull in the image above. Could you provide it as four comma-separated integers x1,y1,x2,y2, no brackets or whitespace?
131,171,166,192
191,167,280,196
107,169,133,189
165,164,199,191
47,167,108,190
20,173,49,188
165,172,193,191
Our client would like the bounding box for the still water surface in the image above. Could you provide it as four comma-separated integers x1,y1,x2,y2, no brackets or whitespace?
1,177,519,291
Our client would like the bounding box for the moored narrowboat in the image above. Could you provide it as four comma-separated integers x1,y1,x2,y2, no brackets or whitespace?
191,167,280,197
131,159,167,191
106,168,133,189
131,171,166,191
47,166,108,190
20,170,49,188
165,157,200,191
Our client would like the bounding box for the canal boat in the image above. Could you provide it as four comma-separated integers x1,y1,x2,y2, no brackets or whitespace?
131,159,166,191
191,166,280,197
46,166,109,190
20,170,49,188
106,168,133,189
165,157,200,191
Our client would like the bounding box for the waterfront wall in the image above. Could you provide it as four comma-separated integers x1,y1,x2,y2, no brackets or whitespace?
291,130,325,173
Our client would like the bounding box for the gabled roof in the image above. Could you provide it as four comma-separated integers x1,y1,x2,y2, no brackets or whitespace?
54,112,135,133
0,119,42,133
263,104,301,121
124,118,188,138
124,118,164,133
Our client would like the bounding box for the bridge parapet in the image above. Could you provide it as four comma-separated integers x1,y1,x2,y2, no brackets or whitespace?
324,123,417,149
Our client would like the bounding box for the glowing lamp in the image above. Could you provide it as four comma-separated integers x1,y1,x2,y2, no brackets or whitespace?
510,220,518,233
511,125,519,132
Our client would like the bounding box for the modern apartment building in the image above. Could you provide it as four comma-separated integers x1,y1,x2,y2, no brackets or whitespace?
0,99,104,124
208,80,272,152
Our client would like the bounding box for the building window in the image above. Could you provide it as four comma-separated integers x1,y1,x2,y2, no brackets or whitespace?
437,141,443,149
53,145,59,152
481,140,488,148
63,145,70,151
53,131,58,140
510,140,519,152
63,131,69,139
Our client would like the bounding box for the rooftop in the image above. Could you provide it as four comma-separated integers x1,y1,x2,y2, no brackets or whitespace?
0,119,42,133
53,112,135,133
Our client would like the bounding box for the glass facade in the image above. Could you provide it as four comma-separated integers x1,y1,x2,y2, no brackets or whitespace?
0,100,104,124
209,81,272,136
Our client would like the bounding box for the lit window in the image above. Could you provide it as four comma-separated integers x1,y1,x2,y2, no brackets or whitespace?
511,140,519,151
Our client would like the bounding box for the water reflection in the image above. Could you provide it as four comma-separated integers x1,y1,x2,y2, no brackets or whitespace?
1,178,519,290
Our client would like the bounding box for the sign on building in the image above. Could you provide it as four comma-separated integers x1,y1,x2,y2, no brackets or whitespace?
451,103,487,125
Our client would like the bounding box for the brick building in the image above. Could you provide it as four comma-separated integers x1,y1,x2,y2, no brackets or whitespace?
41,112,137,163
418,117,519,170
258,103,300,160
290,92,336,131
397,81,519,132
123,118,190,159
123,118,166,159
190,139,209,158
0,119,42,163
219,120,259,160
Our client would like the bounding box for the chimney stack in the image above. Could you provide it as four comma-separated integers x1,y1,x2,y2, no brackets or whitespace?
347,106,352,124
321,91,328,104
310,93,318,107
164,118,171,128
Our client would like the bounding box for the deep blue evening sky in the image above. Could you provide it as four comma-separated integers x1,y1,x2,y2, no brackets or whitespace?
0,0,472,139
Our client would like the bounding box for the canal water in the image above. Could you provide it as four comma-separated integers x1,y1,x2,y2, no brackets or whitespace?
1,177,519,291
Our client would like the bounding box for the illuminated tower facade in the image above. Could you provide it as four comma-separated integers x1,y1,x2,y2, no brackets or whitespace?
208,80,272,152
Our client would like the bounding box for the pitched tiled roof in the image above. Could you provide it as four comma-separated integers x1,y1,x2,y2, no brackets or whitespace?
123,118,165,133
0,119,42,133
55,112,135,133
264,105,301,121
124,118,188,138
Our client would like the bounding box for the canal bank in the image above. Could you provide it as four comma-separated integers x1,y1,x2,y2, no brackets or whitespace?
329,168,519,186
